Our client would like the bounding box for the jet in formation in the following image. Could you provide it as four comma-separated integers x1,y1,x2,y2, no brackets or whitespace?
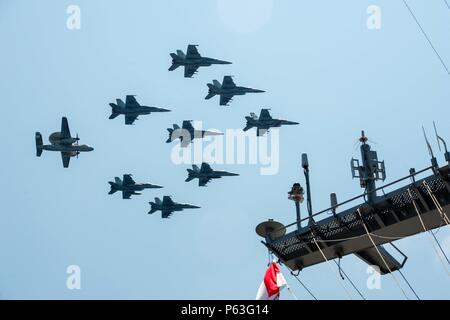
148,196,200,218
169,44,232,78
205,76,265,106
35,117,94,168
109,95,171,125
185,163,239,187
166,120,223,147
243,108,299,136
108,174,163,199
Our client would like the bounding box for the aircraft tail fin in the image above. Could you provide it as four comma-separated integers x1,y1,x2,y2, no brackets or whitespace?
109,103,121,119
185,173,195,182
35,132,43,157
168,63,180,71
166,128,174,143
205,84,217,100
186,165,200,181
176,50,186,59
108,182,118,194
212,80,221,88
148,197,162,214
166,124,181,143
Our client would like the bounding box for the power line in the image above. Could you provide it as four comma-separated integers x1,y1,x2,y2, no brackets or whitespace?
402,0,450,74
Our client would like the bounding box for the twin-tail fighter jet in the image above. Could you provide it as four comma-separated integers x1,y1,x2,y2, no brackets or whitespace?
185,163,239,187
35,117,94,168
109,95,171,125
108,174,163,199
205,76,265,106
243,108,299,136
169,44,232,78
166,120,223,148
148,196,200,219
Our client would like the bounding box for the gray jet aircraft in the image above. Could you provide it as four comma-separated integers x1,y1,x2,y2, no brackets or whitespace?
166,120,223,147
148,196,200,219
35,117,94,168
109,95,171,125
169,44,232,78
244,109,299,136
185,163,239,187
205,76,265,106
108,174,163,199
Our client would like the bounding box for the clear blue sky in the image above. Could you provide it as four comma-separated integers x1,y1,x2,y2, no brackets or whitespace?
0,0,449,299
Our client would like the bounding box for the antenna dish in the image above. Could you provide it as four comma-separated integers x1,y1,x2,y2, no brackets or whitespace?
256,219,286,239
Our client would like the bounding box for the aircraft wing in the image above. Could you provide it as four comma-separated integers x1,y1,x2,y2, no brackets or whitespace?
186,45,201,59
125,95,140,108
162,196,175,207
182,120,195,131
125,114,139,125
220,94,234,106
200,163,213,173
184,65,200,78
123,174,136,186
259,109,272,120
198,177,212,187
161,210,174,219
222,76,236,89
61,152,71,168
122,191,133,199
61,117,72,140
257,128,269,136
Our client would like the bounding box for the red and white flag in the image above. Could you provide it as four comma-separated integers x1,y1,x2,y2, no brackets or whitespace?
255,261,288,300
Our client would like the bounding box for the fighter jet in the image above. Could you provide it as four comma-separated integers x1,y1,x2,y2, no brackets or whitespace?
166,120,223,148
148,196,200,219
185,163,239,187
108,174,163,199
109,95,171,125
169,44,232,78
243,109,299,136
205,76,265,106
35,117,94,168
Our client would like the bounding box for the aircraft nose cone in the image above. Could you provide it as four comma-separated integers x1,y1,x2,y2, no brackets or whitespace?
161,108,172,112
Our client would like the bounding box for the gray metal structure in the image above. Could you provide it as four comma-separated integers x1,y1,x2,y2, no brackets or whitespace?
148,196,200,219
108,174,163,199
35,117,94,168
243,108,299,136
109,95,171,125
205,76,265,106
166,120,223,147
257,131,450,274
169,45,232,78
185,163,239,187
